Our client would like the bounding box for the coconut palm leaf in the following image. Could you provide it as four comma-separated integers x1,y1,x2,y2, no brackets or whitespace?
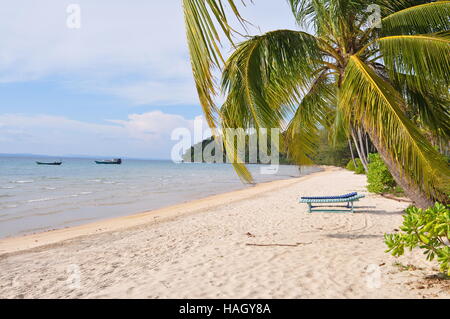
288,0,322,28
340,55,449,199
376,33,450,91
182,0,246,129
221,128,255,183
183,0,256,183
220,29,323,180
381,1,450,35
285,71,336,164
221,30,322,130
395,74,450,138
376,0,443,15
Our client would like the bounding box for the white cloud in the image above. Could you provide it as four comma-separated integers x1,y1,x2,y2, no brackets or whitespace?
108,111,196,142
0,112,209,158
100,80,199,106
0,0,299,105
0,0,192,104
0,1,189,76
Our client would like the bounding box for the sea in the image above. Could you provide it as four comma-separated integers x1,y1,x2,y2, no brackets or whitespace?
0,156,322,239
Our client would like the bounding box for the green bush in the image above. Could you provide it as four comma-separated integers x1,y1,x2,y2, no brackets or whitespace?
346,158,365,174
367,153,397,193
385,203,450,276
346,159,356,171
354,158,365,175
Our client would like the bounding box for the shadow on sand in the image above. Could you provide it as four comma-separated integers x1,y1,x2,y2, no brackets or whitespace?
355,209,405,216
325,233,383,239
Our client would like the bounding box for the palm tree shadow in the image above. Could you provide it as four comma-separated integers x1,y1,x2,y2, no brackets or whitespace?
355,209,405,216
326,233,383,239
334,205,405,215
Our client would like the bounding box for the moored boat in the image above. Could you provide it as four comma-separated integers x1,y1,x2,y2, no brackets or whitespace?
95,158,122,165
36,161,62,166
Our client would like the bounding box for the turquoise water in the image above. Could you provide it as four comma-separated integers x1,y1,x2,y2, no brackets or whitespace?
0,156,321,239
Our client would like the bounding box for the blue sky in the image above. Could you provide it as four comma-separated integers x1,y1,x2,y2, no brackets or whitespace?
0,0,299,159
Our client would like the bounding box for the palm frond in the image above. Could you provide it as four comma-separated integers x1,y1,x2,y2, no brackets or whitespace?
381,1,450,35
287,0,316,27
182,0,246,129
394,74,450,139
377,33,450,91
329,103,350,146
221,29,322,130
220,29,323,180
285,71,335,165
340,55,449,200
288,0,337,38
221,128,255,183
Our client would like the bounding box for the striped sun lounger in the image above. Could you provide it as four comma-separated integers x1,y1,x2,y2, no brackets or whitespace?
299,193,365,213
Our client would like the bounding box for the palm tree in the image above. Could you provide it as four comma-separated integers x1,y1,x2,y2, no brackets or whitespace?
182,0,450,208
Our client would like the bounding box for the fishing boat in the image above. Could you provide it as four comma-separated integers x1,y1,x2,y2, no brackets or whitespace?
36,161,62,166
95,158,122,165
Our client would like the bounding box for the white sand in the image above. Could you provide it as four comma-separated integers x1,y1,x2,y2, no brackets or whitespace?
0,167,448,299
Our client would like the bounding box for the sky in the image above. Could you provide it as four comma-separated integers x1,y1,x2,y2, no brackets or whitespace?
0,0,300,159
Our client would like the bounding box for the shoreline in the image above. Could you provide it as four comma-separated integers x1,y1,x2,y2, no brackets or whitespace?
0,166,330,256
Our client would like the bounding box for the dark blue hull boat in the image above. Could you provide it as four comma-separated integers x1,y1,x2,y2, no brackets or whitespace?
36,161,62,166
95,158,122,165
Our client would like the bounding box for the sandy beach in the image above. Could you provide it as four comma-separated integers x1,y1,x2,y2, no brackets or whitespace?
0,167,448,299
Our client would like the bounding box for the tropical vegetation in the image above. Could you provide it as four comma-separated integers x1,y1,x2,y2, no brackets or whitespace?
385,203,450,276
182,0,450,208
311,129,354,167
367,153,401,194
346,158,365,174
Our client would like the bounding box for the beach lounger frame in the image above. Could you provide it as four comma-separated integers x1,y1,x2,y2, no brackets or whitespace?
299,194,365,213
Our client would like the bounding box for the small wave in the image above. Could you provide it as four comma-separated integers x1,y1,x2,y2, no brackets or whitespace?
28,197,55,203
88,179,102,182
27,193,80,203
1,186,15,189
34,210,64,217
44,187,57,190
0,215,28,223
13,180,34,184
0,204,18,209
79,192,93,195
102,181,116,184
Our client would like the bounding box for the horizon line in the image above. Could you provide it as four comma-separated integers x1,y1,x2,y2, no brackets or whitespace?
0,153,170,161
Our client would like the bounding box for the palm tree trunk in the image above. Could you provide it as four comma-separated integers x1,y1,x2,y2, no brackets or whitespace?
368,130,434,209
357,128,369,169
365,133,370,156
351,127,368,172
348,138,356,167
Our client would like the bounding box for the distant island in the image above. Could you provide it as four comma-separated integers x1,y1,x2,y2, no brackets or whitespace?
182,130,356,167
182,136,294,165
